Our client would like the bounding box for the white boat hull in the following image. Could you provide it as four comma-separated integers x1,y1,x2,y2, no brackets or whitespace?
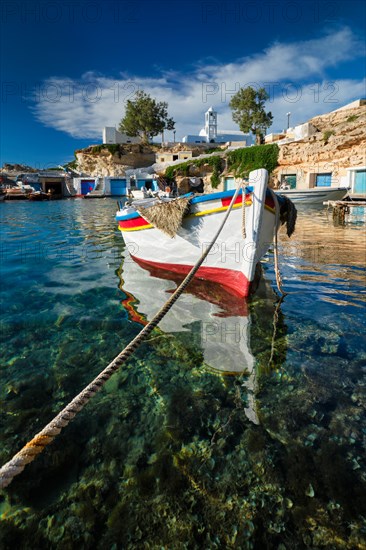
116,169,280,297
275,187,348,204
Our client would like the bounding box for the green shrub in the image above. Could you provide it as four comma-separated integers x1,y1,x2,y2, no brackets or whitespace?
66,160,78,170
227,144,279,177
322,130,335,142
91,144,121,155
346,114,358,123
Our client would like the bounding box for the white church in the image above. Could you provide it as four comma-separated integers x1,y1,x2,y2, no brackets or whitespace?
182,106,254,145
102,106,254,146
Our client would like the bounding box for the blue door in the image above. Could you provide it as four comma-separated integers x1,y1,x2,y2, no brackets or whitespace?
354,170,366,194
81,180,95,194
110,179,127,195
316,173,332,187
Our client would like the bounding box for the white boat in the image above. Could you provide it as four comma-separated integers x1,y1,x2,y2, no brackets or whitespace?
275,186,348,204
116,169,293,298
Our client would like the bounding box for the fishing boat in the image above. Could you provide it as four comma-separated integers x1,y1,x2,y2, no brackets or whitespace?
116,169,295,298
274,186,348,204
28,191,51,201
3,187,29,200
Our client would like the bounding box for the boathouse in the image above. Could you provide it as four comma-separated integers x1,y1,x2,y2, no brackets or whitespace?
38,172,69,198
72,177,97,196
104,177,128,196
132,176,159,193
346,166,366,198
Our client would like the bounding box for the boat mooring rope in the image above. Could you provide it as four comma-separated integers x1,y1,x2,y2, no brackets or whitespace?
0,181,246,489
241,187,246,239
271,190,287,296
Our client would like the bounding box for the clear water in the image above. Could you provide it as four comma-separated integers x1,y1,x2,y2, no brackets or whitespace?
0,199,365,549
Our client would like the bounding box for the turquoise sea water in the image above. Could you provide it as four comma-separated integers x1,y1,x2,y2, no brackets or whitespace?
0,198,365,548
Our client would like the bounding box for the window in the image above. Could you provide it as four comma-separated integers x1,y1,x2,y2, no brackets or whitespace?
281,174,296,189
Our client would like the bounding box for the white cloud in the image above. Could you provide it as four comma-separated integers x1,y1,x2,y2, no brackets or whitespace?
32,27,365,140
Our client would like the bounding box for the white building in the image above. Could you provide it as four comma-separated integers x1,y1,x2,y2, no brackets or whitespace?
182,107,253,145
102,127,141,145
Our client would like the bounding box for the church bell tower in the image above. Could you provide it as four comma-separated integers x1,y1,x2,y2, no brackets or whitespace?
205,106,217,142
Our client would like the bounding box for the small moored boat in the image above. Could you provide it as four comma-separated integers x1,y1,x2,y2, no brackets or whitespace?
3,187,29,200
275,186,348,204
116,169,296,298
28,191,51,201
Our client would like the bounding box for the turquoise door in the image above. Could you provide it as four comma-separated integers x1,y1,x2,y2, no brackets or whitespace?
110,179,127,195
282,175,297,189
354,170,366,194
224,177,236,191
316,173,332,187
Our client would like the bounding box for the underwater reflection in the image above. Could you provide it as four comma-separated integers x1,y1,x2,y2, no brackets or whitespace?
117,256,288,425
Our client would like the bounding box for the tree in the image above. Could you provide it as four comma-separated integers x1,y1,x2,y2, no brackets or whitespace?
119,90,175,144
229,86,273,145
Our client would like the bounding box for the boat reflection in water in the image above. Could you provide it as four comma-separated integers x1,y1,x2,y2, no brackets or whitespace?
118,255,286,426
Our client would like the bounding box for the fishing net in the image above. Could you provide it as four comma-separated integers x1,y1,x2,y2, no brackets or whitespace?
279,196,297,237
136,196,191,238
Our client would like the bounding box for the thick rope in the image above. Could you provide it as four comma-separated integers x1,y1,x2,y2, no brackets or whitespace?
270,190,287,297
241,182,246,239
0,182,244,489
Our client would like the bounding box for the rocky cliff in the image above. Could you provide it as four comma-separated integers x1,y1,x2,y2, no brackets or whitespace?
274,105,366,183
74,144,157,177
74,143,221,177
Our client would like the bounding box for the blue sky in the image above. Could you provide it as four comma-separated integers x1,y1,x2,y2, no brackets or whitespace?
1,0,365,168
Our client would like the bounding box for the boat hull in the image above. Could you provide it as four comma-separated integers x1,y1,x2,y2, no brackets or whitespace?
116,169,278,298
28,192,50,201
275,187,348,204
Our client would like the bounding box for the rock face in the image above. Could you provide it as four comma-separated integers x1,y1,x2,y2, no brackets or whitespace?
1,163,38,174
74,143,221,177
75,144,156,177
273,105,366,189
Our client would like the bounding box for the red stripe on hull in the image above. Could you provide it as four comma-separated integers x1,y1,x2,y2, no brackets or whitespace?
265,195,275,210
221,193,251,207
119,216,148,229
131,256,251,297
